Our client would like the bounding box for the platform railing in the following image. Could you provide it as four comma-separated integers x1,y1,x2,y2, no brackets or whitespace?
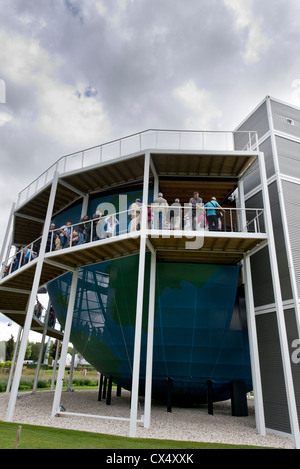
16,129,258,208
1,205,265,280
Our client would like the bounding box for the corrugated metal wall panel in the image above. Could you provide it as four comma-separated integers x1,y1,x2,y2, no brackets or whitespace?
236,101,270,141
237,97,300,438
268,182,293,301
282,179,300,296
246,182,292,305
243,137,275,195
249,247,274,307
271,99,300,140
256,312,291,434
276,136,300,179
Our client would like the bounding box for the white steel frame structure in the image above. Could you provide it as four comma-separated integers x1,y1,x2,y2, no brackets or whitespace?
1,128,299,447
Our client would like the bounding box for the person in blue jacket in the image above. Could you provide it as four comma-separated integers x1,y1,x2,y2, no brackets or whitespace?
204,197,223,231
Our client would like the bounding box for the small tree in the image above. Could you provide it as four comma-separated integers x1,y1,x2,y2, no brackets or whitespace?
50,340,61,363
25,342,31,361
5,335,14,361
30,342,41,362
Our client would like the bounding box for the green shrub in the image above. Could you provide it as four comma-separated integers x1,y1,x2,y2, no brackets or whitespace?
0,379,7,392
0,361,12,369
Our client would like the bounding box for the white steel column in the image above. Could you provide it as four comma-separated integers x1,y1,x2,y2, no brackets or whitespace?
258,151,300,448
237,180,247,232
239,175,265,435
43,337,51,364
243,253,266,436
32,301,51,393
5,172,59,422
129,152,150,437
51,340,60,390
150,156,159,198
6,326,22,393
144,247,156,429
67,347,76,390
51,269,79,417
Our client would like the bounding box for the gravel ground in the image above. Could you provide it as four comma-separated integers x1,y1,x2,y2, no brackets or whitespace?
0,389,294,449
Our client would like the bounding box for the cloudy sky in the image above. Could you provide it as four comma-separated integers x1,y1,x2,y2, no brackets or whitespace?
1,0,300,339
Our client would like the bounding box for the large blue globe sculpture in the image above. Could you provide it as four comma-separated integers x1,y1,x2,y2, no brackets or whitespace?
47,254,252,404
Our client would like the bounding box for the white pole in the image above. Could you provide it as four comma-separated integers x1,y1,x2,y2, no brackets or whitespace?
239,177,265,434
5,172,59,422
243,254,266,435
51,340,60,390
51,269,79,417
43,337,51,365
237,180,247,232
32,301,51,393
67,347,76,390
6,326,22,393
258,151,300,448
129,152,150,437
238,176,266,436
144,249,156,428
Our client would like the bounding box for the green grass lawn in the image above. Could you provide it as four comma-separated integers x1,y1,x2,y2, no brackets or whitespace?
0,420,272,450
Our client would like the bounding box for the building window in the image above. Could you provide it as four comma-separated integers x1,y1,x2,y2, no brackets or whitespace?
286,117,295,126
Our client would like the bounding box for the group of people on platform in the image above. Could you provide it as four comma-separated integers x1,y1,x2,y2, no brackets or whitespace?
2,192,224,277
46,193,224,252
2,243,39,276
129,192,224,232
46,210,120,252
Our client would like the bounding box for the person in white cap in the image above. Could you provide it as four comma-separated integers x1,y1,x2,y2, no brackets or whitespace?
153,192,169,229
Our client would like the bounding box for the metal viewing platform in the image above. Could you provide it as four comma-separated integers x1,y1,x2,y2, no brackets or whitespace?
1,128,275,438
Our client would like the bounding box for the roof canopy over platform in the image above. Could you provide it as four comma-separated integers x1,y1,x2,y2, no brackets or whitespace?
12,129,258,246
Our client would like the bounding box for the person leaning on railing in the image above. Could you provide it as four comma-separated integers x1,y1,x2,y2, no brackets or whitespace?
76,215,89,244
204,197,223,231
170,198,182,230
153,193,169,229
189,192,203,230
59,221,72,249
46,224,56,252
130,198,142,232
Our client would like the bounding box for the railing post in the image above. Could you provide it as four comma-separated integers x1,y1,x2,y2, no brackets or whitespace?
238,180,247,232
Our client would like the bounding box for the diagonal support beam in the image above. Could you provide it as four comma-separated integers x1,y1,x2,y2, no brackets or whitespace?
5,172,59,422
51,268,79,416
